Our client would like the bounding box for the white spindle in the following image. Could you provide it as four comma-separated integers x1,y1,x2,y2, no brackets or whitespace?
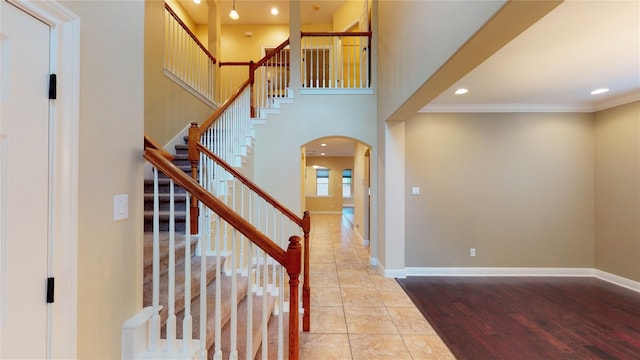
199,200,208,360
167,180,177,351
246,242,254,359
151,168,161,351
229,229,238,360
213,214,222,360
261,252,268,360
183,194,193,352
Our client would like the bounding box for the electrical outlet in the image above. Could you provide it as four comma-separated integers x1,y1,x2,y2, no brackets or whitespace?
470,248,476,257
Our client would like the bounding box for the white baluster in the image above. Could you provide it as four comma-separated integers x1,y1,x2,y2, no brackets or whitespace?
167,180,177,351
246,242,253,359
151,167,161,351
229,229,238,360
199,200,208,360
213,215,222,360
261,253,268,360
183,194,193,352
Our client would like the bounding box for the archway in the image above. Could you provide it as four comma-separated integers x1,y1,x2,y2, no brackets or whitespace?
301,136,371,248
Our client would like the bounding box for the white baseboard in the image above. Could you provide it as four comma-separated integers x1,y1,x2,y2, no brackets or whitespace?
403,267,640,293
593,269,640,293
369,257,378,267
405,267,594,277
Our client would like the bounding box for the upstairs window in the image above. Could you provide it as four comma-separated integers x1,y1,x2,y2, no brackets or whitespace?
316,169,329,196
342,169,352,198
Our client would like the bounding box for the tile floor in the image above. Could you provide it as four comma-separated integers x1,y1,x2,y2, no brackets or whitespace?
299,214,455,360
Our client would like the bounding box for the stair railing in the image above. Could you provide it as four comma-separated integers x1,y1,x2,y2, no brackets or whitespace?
300,31,372,90
143,147,302,360
164,2,217,105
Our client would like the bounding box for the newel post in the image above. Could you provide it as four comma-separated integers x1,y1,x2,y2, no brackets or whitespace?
187,122,200,234
302,211,311,332
286,235,302,360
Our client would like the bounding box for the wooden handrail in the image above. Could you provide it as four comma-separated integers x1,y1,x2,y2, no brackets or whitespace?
254,38,291,68
301,31,372,38
145,148,287,264
197,79,252,135
219,61,252,67
165,3,216,64
144,133,175,161
196,142,303,227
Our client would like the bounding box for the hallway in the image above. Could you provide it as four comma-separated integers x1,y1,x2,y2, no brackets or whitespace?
299,214,455,359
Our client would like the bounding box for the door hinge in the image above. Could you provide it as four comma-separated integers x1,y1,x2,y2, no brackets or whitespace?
49,74,56,100
47,277,55,303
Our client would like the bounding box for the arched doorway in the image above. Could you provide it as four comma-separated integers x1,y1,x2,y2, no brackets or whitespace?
301,137,371,248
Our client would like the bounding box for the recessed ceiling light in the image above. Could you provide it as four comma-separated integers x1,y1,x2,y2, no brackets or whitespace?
590,88,610,95
454,88,469,95
271,7,278,15
320,143,327,147
193,0,201,3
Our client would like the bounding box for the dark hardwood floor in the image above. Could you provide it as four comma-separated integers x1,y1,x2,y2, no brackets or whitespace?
397,276,640,360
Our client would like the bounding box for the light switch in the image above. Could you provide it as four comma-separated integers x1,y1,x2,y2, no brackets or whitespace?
411,186,420,195
114,194,128,221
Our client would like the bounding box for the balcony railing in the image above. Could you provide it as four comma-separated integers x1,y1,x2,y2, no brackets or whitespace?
218,31,373,116
164,3,217,106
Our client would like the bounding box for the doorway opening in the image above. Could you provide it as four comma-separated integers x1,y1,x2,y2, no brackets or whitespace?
301,136,371,247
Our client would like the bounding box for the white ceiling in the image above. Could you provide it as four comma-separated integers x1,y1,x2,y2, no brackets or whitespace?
422,0,640,113
178,0,640,155
178,0,345,25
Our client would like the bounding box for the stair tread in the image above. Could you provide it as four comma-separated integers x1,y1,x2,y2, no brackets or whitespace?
219,289,278,360
177,272,250,356
143,233,198,279
143,256,221,328
259,309,290,360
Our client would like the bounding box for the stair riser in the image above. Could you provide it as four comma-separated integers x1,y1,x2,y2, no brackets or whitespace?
144,198,188,211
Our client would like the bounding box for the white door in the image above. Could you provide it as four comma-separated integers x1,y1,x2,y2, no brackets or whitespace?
0,0,51,358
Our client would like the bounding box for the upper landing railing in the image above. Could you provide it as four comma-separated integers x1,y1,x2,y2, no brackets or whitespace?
164,3,217,105
219,31,373,114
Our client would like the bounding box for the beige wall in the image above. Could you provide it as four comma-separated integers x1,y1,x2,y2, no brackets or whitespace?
352,142,371,241
594,101,640,282
333,0,363,31
145,0,215,145
60,1,145,358
405,112,595,268
305,156,354,213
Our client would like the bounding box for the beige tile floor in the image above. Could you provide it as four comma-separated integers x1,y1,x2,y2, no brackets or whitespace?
299,214,456,360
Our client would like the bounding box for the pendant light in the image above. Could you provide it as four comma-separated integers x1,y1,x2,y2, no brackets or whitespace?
229,0,239,20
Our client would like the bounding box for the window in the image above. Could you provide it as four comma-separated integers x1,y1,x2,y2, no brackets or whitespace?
316,169,329,196
342,169,352,198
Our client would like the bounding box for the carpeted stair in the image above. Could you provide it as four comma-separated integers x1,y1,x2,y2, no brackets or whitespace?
144,138,193,233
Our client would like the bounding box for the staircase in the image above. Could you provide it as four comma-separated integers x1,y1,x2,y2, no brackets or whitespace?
138,132,294,359
141,232,284,359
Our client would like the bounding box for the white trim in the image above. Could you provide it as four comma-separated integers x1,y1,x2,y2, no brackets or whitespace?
377,263,406,278
593,91,640,112
9,1,80,358
163,69,218,109
308,210,342,215
403,267,640,294
419,103,595,113
300,88,374,95
143,122,192,179
405,267,593,277
369,257,378,267
593,269,640,293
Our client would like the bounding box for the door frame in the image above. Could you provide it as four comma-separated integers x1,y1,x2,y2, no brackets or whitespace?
2,1,80,358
